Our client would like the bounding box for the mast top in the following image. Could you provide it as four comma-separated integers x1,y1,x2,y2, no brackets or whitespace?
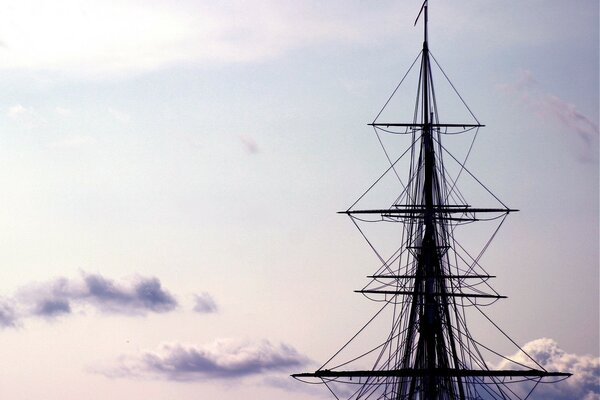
414,0,429,46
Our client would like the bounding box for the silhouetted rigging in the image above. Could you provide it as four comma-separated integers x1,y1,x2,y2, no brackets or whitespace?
292,2,570,399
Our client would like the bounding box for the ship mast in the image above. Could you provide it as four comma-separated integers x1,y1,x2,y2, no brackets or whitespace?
292,2,570,399
403,2,466,397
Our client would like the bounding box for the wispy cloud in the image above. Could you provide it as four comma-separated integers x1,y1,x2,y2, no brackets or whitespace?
541,95,598,147
100,338,310,381
193,292,217,314
496,338,600,400
498,70,599,162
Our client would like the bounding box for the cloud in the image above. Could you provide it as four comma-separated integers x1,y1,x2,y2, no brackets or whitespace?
541,95,598,146
11,273,178,322
0,1,413,77
0,298,19,328
193,292,217,313
34,298,71,317
239,135,259,154
498,70,599,161
6,104,41,128
101,338,310,381
496,338,599,400
7,104,33,118
81,274,177,314
19,277,72,318
0,2,593,79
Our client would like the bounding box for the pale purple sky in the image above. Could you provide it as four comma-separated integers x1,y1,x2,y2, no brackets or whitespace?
0,1,597,399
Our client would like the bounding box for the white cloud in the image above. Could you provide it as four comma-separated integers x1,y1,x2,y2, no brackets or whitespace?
0,1,594,79
6,103,41,128
7,104,33,118
0,0,190,76
0,0,412,77
496,338,600,400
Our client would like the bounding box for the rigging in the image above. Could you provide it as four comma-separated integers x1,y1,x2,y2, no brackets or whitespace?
292,2,570,399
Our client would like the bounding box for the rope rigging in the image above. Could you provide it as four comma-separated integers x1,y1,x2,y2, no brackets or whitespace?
293,2,570,398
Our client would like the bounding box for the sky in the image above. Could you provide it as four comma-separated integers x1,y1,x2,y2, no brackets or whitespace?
0,1,597,399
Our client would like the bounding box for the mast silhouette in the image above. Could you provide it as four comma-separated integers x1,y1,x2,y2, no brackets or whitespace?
293,2,570,399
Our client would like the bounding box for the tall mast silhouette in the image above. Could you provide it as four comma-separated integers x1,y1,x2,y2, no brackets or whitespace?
293,2,570,399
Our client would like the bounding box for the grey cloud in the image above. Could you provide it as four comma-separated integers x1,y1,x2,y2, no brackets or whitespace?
81,274,177,314
10,273,179,323
104,339,310,381
193,293,217,313
0,298,18,328
496,338,599,400
34,299,71,317
84,274,132,305
133,277,178,312
22,277,72,318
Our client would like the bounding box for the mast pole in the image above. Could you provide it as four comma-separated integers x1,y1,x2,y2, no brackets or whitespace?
420,2,437,397
419,3,466,398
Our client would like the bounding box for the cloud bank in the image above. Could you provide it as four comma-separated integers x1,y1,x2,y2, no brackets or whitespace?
102,338,309,381
497,338,599,400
